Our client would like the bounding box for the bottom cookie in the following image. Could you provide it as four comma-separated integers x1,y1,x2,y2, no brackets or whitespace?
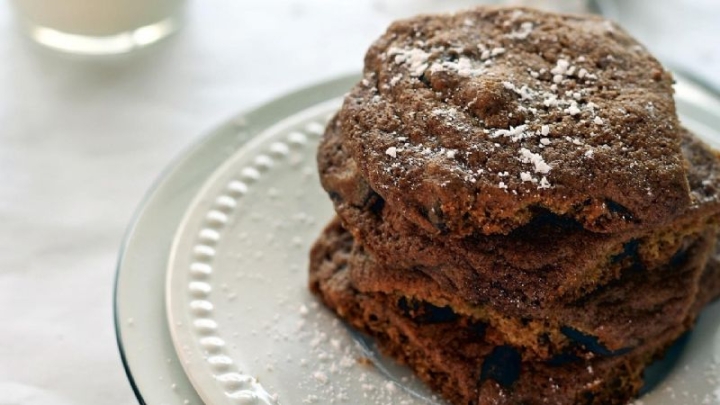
309,219,720,405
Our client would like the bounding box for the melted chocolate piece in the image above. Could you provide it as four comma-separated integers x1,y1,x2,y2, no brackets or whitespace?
561,327,632,357
480,346,522,388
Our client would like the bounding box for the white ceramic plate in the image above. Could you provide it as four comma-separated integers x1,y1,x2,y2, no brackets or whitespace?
116,75,720,405
115,76,359,405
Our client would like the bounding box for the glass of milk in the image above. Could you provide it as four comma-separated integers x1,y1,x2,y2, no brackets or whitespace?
503,0,590,13
10,0,186,55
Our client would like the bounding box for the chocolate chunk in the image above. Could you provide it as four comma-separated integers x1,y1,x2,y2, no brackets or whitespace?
480,346,522,388
561,327,632,357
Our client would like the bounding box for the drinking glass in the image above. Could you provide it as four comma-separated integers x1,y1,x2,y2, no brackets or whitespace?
10,0,186,55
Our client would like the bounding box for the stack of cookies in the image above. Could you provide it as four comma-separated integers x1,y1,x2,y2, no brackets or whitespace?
309,7,720,405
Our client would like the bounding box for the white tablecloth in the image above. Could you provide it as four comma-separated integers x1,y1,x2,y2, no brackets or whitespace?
0,1,718,404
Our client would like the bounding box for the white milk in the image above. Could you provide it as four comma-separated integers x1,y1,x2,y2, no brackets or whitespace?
11,0,185,54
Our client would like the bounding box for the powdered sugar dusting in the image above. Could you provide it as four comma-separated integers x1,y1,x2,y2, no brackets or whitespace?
491,47,506,57
290,299,421,405
490,125,531,142
520,172,534,182
565,102,581,116
506,21,534,40
519,148,552,174
431,56,486,78
503,81,534,100
388,47,430,77
389,74,402,87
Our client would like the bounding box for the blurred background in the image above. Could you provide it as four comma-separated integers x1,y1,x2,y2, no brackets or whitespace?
0,0,718,404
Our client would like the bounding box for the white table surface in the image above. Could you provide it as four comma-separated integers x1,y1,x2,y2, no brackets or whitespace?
0,1,718,404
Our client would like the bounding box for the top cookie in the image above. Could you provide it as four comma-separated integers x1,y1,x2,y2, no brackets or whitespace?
338,6,690,236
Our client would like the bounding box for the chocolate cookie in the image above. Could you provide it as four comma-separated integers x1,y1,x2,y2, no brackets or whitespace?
336,7,688,236
320,112,720,318
310,207,716,360
309,218,719,405
347,225,715,359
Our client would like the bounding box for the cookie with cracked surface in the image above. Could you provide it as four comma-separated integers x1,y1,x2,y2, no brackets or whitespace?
320,111,720,319
337,6,689,236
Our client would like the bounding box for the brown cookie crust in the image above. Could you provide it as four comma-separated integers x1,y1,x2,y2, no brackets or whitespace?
337,6,689,236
